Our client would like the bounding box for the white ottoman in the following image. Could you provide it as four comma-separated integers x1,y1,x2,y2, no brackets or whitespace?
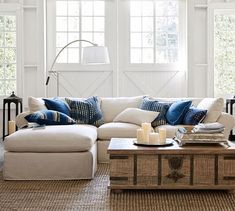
3,125,98,180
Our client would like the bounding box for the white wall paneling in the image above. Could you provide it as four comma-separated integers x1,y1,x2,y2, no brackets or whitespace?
0,0,45,138
2,0,235,102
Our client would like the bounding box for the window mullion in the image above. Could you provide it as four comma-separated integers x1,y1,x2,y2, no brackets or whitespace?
66,0,69,63
79,0,82,63
153,0,156,63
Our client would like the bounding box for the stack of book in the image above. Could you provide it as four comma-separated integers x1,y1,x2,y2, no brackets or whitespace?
175,123,227,146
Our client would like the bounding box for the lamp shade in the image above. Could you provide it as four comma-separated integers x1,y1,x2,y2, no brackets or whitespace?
82,46,110,64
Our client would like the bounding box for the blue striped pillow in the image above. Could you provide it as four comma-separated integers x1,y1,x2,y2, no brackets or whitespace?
65,96,104,127
140,97,171,127
25,110,75,125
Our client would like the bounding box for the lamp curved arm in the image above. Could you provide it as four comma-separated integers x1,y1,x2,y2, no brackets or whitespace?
46,39,98,85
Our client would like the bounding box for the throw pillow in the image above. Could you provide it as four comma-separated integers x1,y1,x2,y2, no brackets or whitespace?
183,107,207,125
25,110,76,125
28,96,47,112
65,96,104,127
43,98,70,116
196,98,224,123
113,108,159,126
140,97,171,127
166,100,192,125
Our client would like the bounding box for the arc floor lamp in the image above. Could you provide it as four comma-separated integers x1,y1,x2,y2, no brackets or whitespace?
46,39,110,96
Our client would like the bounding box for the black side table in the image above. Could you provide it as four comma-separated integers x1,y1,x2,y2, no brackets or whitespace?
2,92,23,140
226,98,235,141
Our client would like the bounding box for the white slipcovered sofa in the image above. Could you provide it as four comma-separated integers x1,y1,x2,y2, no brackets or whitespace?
3,96,235,180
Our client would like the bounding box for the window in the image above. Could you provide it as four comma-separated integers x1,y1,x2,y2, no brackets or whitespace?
130,0,180,64
0,15,17,97
214,12,235,97
56,0,105,63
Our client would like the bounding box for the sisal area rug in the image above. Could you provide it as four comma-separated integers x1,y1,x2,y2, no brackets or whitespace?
0,164,235,211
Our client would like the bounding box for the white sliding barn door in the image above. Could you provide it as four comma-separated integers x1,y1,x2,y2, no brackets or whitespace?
46,0,115,97
119,70,187,97
118,0,187,97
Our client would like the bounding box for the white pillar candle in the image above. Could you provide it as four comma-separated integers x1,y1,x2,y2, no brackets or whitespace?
137,128,144,143
159,128,166,144
141,122,151,143
149,132,159,144
8,120,15,135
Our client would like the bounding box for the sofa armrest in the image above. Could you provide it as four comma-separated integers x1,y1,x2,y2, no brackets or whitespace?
16,111,31,129
217,112,235,139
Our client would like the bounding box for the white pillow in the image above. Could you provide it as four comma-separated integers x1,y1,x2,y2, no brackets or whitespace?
197,98,224,123
28,96,47,112
113,108,159,126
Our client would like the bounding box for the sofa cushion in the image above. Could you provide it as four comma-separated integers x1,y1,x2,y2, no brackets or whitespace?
28,96,47,112
166,100,192,125
113,108,159,126
4,125,97,152
153,98,202,107
25,110,76,125
97,122,140,139
140,97,171,127
101,96,144,123
197,98,224,123
66,96,104,127
43,98,71,116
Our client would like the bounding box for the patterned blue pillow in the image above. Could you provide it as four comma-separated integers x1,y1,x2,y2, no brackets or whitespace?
140,97,171,127
166,100,192,125
43,98,70,116
25,110,76,125
183,107,207,125
65,96,104,127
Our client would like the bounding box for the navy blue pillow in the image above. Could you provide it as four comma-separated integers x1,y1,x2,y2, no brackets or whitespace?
183,107,207,125
140,97,171,127
43,98,70,116
65,96,104,127
25,110,75,125
166,100,192,125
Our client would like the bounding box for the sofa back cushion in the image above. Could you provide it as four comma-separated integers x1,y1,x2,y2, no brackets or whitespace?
197,98,224,123
152,98,202,107
101,96,144,123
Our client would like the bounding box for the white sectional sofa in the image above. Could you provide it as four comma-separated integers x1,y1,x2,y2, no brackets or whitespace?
3,96,235,180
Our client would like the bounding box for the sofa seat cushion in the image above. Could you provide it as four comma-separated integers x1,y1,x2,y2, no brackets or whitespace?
4,125,97,152
155,125,183,138
98,122,140,139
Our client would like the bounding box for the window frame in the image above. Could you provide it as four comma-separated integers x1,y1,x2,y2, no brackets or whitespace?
0,3,23,101
118,0,186,72
46,0,112,73
208,2,235,98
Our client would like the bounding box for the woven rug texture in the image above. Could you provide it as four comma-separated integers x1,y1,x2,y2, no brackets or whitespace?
0,163,235,211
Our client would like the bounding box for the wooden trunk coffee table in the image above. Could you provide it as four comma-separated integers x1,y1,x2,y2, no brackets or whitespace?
107,138,235,192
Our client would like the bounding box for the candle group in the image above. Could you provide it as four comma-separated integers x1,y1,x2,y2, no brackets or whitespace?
8,120,16,135
136,123,167,144
159,128,167,144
